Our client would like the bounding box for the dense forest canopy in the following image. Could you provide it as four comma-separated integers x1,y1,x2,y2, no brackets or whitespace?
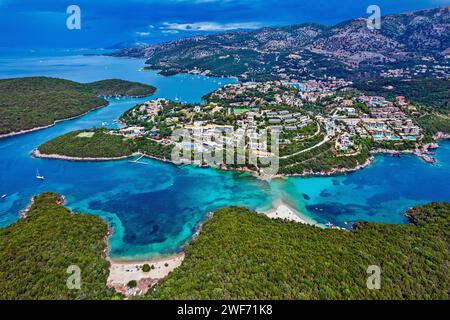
148,204,449,300
0,193,448,300
0,193,118,299
38,129,135,158
0,77,156,135
38,129,173,160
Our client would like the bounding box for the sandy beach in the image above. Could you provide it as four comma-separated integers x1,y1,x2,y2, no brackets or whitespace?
265,200,315,225
107,253,185,297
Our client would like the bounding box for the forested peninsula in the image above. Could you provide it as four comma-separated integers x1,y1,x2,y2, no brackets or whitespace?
1,195,448,300
0,77,156,137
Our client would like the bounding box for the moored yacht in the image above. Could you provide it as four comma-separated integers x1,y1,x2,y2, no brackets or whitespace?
36,169,45,180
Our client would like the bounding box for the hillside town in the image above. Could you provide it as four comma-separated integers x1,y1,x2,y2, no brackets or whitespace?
380,59,450,80
116,78,431,172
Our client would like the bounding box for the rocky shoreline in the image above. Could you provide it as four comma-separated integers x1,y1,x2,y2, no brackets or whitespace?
31,149,136,162
279,132,450,178
370,132,450,165
19,198,35,219
433,132,450,141
371,148,437,164
0,87,158,141
32,132,450,179
19,194,66,219
278,157,375,179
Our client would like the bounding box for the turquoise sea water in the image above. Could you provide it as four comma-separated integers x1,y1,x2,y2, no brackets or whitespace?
0,53,449,260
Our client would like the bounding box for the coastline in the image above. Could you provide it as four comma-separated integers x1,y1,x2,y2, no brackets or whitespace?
107,253,185,297
17,192,184,298
264,199,317,225
19,197,35,219
275,156,375,179
141,65,240,81
31,131,450,179
432,132,450,142
104,209,219,297
0,102,110,140
105,199,318,297
19,194,66,219
31,148,136,162
369,132,450,164
0,87,157,141
271,133,450,179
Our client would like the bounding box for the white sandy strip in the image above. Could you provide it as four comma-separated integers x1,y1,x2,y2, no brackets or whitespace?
265,201,314,225
107,253,185,296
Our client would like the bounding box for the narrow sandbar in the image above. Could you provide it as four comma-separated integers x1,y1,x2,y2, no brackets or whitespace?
264,200,316,225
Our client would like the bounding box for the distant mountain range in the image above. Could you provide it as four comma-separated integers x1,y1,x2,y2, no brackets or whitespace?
112,6,450,81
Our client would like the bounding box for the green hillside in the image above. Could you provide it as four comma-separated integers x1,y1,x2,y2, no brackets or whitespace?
1,194,447,300
0,193,118,300
37,129,173,160
149,204,449,300
0,77,156,135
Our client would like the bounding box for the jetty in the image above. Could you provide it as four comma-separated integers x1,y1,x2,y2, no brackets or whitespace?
414,152,436,165
128,153,148,165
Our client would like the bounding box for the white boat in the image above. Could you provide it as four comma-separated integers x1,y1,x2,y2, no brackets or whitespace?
326,222,335,228
36,169,45,180
1,194,7,200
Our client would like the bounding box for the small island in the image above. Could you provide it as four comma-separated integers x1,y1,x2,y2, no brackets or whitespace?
0,77,156,137
35,80,450,177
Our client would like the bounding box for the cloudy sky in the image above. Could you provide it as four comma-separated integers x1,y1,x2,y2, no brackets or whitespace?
1,0,449,49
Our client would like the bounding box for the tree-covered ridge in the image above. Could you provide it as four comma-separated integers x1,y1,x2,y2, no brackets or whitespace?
0,193,118,300
83,79,156,97
149,204,449,300
38,129,135,158
0,77,156,135
37,129,173,160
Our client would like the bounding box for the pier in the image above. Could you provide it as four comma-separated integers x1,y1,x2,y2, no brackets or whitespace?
128,153,148,165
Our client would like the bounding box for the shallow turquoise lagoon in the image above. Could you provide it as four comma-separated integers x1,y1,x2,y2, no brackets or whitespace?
0,53,449,260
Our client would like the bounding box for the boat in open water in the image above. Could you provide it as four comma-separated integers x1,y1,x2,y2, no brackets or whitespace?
36,169,45,180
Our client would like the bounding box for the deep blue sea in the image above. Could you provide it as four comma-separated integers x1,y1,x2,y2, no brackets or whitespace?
0,52,449,260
